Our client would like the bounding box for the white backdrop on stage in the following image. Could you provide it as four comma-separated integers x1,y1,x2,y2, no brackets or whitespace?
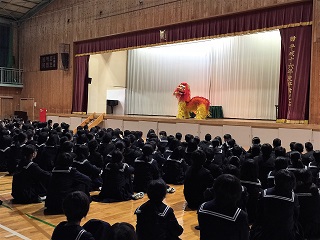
126,30,281,120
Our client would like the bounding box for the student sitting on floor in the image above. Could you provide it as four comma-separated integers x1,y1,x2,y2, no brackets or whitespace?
95,150,135,202
250,169,302,240
162,146,189,185
135,179,183,240
11,144,51,204
295,169,320,239
109,222,137,240
184,149,214,210
198,174,249,240
133,144,160,193
45,153,92,215
51,191,95,240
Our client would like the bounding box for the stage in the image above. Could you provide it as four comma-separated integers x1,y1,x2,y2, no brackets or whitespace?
47,113,320,151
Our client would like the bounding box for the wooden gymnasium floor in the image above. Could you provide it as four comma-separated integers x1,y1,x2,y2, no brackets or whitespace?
0,172,199,240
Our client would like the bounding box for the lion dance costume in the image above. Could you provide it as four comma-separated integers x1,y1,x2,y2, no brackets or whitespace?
173,82,210,119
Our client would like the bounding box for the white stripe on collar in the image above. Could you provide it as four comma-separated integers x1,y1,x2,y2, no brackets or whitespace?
23,162,33,169
240,179,261,186
73,159,89,164
198,203,241,222
263,189,295,202
158,205,170,217
52,167,72,173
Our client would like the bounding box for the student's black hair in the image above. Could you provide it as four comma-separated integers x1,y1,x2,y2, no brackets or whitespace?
124,130,132,137
205,133,212,141
56,152,74,167
204,147,214,161
186,139,198,152
168,138,180,151
223,134,232,141
191,149,206,167
231,145,242,157
251,144,261,157
59,136,68,146
77,134,88,145
274,169,296,193
305,142,313,152
37,132,49,144
175,132,182,141
274,146,286,157
261,143,272,156
17,132,27,144
290,151,302,165
111,150,124,164
22,144,36,160
227,139,236,148
252,137,260,145
228,156,240,169
194,136,200,145
88,139,99,152
214,136,222,145
222,164,240,178
184,134,194,143
75,144,90,159
142,144,154,157
62,191,90,222
240,159,258,182
170,146,183,160
294,142,304,153
274,156,289,171
110,222,137,240
295,169,319,196
211,138,220,148
60,141,74,153
52,123,59,129
289,141,296,151
272,138,281,148
115,140,125,152
313,150,320,163
159,130,167,137
147,179,167,203
213,174,242,207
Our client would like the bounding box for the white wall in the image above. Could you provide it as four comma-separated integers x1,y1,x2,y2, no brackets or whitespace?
88,51,127,114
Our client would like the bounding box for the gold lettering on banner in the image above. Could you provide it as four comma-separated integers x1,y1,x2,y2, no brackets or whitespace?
287,35,296,107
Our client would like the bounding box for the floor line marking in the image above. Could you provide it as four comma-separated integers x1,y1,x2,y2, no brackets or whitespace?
0,223,31,240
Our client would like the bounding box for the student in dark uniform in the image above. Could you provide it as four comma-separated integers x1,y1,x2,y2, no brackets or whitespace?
87,139,104,169
51,191,95,240
6,132,27,174
267,156,288,188
250,170,302,240
308,150,320,187
254,143,275,189
96,150,134,202
11,144,51,203
240,159,262,224
73,145,102,191
184,149,214,210
37,135,59,171
45,153,92,215
135,179,183,240
133,144,160,193
295,169,320,239
162,146,189,185
198,174,249,240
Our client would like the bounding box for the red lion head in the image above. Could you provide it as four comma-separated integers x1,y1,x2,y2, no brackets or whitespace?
173,82,191,102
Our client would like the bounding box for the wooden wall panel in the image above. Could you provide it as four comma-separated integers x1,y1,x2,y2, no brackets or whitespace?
17,0,311,119
0,87,22,114
309,0,320,124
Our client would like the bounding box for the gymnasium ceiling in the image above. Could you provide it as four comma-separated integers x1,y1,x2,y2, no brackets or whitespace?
0,0,52,23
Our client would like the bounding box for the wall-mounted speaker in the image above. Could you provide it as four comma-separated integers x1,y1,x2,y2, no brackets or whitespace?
61,53,69,70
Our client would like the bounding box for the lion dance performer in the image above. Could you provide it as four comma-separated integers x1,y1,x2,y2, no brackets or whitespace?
173,82,210,119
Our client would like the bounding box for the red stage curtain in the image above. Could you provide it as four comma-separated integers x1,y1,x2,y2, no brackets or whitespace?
75,2,312,56
72,55,90,113
277,26,312,123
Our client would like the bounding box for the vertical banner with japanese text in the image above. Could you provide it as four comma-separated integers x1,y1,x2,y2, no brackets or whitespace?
277,26,312,123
